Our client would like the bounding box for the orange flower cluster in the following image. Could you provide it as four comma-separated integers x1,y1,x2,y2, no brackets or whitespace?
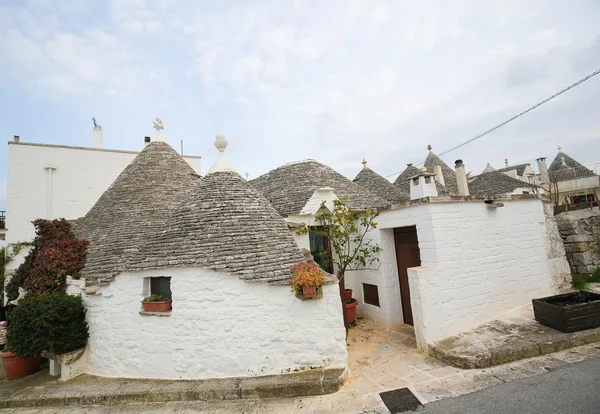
291,261,325,293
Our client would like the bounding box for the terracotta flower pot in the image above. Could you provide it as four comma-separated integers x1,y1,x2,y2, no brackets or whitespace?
344,299,358,324
141,299,172,312
302,285,317,298
0,351,41,380
343,289,353,302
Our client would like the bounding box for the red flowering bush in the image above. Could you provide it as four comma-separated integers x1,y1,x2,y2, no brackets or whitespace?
16,219,90,296
291,262,325,293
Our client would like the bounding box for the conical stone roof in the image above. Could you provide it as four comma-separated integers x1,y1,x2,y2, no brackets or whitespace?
76,141,200,285
468,171,535,196
128,170,303,285
353,165,409,204
393,164,422,193
548,151,596,182
424,150,458,193
250,160,390,217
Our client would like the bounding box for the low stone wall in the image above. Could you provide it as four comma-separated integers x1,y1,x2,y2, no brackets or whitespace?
555,208,600,275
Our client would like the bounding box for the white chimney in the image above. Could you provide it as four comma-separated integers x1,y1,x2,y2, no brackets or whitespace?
536,157,549,184
92,118,102,148
455,160,470,196
433,165,445,186
410,171,438,200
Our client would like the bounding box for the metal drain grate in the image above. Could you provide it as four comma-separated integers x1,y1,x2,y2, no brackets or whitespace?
379,387,422,413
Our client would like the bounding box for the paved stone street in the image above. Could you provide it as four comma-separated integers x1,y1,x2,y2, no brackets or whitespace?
2,318,600,413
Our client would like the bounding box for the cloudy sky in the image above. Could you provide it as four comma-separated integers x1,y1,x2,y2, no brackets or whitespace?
1,0,600,210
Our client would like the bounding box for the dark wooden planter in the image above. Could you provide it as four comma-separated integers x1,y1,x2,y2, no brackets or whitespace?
533,291,600,333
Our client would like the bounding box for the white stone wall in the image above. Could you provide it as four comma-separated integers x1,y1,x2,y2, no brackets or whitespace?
80,267,347,380
6,142,201,245
343,199,564,347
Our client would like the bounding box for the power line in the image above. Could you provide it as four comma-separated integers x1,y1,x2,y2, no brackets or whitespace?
385,67,600,179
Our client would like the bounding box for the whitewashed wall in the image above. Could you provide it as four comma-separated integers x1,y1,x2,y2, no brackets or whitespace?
556,176,600,202
6,142,201,245
78,267,347,380
344,199,566,348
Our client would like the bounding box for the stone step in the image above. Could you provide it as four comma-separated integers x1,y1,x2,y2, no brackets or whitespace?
0,367,347,408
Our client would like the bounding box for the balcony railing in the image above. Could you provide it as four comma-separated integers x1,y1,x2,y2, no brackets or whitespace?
0,211,5,230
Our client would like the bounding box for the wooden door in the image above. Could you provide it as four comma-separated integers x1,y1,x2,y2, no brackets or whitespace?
393,226,421,325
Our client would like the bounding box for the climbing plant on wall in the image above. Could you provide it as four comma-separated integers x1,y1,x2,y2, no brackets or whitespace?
5,219,89,300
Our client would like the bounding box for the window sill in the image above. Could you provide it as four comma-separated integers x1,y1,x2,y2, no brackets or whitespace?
139,310,172,317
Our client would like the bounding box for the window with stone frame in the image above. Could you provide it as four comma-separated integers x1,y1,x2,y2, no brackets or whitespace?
144,277,172,299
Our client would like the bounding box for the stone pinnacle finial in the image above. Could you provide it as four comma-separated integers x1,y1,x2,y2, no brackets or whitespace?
427,145,432,151
558,146,562,151
505,158,509,167
245,172,249,180
362,158,367,169
153,117,164,142
215,134,228,153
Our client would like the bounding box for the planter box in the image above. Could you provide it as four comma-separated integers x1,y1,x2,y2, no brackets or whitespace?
533,291,600,333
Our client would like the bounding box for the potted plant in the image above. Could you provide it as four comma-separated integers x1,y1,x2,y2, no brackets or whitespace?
4,292,88,379
142,294,172,312
343,289,353,302
0,346,41,380
345,298,358,324
291,262,325,298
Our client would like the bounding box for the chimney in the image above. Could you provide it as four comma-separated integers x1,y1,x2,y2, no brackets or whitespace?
92,118,103,148
410,170,438,200
433,165,445,186
144,136,151,146
13,135,20,143
536,157,549,184
455,160,470,196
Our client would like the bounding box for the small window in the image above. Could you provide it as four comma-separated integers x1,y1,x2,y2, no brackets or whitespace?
363,283,380,307
147,277,172,299
522,191,529,194
412,178,419,186
425,176,431,184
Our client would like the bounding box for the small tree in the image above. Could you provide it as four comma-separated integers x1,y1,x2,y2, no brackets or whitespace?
299,199,382,282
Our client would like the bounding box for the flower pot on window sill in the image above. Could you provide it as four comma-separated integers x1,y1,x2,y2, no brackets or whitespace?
141,299,172,312
302,285,317,298
0,351,41,380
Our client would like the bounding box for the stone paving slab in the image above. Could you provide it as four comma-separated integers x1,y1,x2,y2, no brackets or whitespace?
429,304,600,369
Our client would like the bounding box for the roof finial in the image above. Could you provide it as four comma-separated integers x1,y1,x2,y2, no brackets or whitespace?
362,158,367,169
245,172,249,180
505,158,509,167
427,144,432,151
215,134,228,152
153,117,164,142
558,145,561,151
92,117,101,131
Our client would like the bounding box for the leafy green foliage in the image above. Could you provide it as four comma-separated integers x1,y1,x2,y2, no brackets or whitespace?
298,199,382,278
571,274,589,290
590,267,600,283
143,294,165,302
7,293,89,358
291,262,325,293
5,219,89,300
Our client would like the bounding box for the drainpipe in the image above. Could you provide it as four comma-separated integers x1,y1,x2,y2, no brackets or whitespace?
45,165,57,219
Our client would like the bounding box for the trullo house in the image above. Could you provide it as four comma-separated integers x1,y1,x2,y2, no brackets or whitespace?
69,136,347,388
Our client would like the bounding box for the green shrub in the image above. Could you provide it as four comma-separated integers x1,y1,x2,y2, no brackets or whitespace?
571,275,589,291
7,293,89,358
590,267,600,283
143,294,165,302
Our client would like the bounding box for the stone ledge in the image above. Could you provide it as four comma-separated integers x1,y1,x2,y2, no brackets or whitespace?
429,322,600,370
0,367,348,408
139,310,172,317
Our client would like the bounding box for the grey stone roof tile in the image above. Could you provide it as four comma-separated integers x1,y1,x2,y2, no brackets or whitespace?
74,142,200,285
496,163,530,176
468,171,535,196
353,166,410,204
128,171,303,285
548,151,597,182
424,151,458,193
250,160,390,216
